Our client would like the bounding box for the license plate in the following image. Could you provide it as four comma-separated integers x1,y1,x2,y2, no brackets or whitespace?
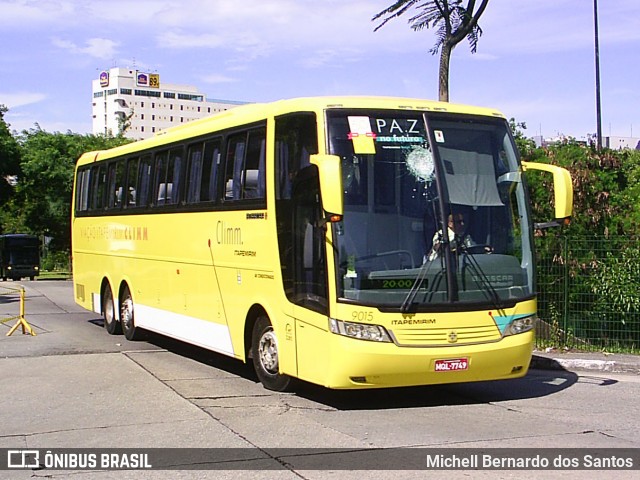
434,358,469,372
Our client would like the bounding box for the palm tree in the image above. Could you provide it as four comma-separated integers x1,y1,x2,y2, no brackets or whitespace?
373,0,489,102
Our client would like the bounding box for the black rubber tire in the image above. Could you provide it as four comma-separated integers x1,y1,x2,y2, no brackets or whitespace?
103,284,122,335
251,316,291,392
120,285,143,341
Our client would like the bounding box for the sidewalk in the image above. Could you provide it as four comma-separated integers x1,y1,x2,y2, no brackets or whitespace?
531,348,640,375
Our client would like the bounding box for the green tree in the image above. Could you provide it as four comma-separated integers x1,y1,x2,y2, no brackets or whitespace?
0,105,21,213
117,108,134,136
6,127,131,251
373,0,489,102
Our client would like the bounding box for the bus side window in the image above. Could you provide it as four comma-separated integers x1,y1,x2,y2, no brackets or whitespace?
137,156,153,207
275,113,317,201
125,158,138,207
154,151,169,206
243,128,266,199
75,168,91,212
186,143,204,204
203,139,221,202
107,160,125,209
90,164,107,211
166,147,183,205
223,127,266,202
224,134,246,201
186,139,221,204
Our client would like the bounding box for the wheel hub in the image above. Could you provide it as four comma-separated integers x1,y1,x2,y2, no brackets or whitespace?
258,330,279,374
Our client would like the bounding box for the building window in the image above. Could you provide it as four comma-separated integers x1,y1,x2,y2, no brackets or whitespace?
152,115,155,120
134,89,161,98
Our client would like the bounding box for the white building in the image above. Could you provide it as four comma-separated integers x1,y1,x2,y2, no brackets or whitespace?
604,136,640,150
92,68,246,140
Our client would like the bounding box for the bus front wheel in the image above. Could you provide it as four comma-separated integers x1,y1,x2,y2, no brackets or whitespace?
102,284,121,335
120,286,143,341
251,316,291,392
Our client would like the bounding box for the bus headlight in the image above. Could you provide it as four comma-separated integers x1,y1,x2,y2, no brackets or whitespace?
329,318,392,342
504,315,535,336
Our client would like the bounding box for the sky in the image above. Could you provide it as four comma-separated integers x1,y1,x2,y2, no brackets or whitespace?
1,0,639,141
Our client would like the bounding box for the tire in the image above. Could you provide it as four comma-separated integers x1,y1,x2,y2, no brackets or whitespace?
251,316,291,392
120,285,143,341
102,284,122,335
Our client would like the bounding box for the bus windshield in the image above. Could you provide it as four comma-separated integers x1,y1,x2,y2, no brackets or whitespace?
327,110,533,310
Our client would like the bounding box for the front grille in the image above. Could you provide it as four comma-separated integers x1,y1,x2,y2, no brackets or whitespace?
390,323,501,346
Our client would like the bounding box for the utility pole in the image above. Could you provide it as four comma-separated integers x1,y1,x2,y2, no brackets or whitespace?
594,0,603,150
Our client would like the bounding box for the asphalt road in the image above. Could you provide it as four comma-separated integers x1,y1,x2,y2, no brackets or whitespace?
1,280,639,479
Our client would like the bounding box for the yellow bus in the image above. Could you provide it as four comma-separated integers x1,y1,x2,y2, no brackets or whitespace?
71,96,572,391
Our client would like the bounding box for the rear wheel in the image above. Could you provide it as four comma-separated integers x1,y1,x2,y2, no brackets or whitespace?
102,284,121,335
120,285,143,341
251,316,291,391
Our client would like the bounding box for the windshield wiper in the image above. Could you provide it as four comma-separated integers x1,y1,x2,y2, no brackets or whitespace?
400,248,441,313
459,245,506,315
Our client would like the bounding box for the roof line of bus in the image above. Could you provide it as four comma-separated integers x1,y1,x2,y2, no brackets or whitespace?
77,96,506,164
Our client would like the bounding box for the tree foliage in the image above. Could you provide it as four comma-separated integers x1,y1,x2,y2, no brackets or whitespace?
519,133,640,351
373,0,489,102
0,121,131,252
522,140,640,238
0,105,21,205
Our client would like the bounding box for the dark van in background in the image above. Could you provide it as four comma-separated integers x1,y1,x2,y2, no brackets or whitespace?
0,234,40,281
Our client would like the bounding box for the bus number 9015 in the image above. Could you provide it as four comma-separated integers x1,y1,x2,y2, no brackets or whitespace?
352,311,374,322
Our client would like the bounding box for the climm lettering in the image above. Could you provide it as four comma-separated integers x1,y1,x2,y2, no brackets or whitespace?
217,221,242,245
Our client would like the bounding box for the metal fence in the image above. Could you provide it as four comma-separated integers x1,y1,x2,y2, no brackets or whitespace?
536,235,640,353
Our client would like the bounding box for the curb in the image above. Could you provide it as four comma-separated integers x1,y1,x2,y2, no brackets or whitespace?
531,354,640,375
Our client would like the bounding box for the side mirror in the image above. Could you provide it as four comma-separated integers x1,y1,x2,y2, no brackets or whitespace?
522,161,573,228
310,154,343,217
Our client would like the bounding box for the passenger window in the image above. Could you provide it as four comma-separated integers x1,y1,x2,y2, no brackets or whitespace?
244,129,266,199
223,127,266,202
186,144,204,204
154,151,169,205
75,168,91,212
137,156,153,207
90,165,108,211
154,148,183,206
186,139,221,204
107,161,126,209
224,135,245,201
125,159,139,207
202,140,221,202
